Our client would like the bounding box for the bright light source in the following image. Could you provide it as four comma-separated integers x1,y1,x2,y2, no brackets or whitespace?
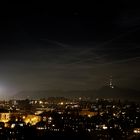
11,124,15,129
39,101,43,104
60,102,64,105
88,115,91,117
102,125,108,130
48,117,52,120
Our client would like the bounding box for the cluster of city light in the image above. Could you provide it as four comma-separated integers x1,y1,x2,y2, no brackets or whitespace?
0,113,10,123
96,124,108,130
134,128,140,134
24,115,41,125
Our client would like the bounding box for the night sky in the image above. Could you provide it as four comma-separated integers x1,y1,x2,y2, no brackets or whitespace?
0,3,140,98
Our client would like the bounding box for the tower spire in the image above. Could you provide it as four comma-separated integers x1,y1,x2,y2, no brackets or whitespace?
109,76,114,88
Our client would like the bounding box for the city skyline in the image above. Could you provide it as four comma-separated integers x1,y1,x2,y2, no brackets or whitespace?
0,2,140,140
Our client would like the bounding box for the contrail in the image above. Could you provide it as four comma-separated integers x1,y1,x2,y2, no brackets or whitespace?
40,38,107,65
96,56,140,67
40,38,140,66
40,38,70,48
95,26,140,49
113,56,140,64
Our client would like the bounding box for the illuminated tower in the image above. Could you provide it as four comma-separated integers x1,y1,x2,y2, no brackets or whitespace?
109,76,114,88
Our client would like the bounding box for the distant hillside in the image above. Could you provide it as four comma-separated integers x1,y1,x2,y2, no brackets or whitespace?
95,86,140,101
12,86,140,101
12,90,96,99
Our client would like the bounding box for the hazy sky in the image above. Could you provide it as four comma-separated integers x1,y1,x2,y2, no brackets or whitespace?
0,3,140,97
